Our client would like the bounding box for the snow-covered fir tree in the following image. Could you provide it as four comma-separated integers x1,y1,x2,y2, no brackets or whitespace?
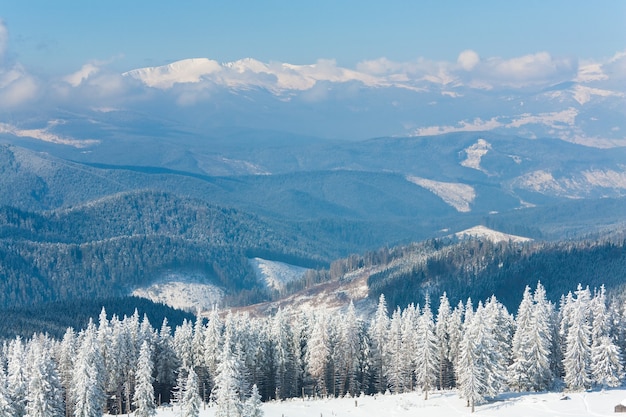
25,338,64,417
414,298,439,400
180,367,201,417
305,312,331,396
563,285,592,390
589,285,623,387
243,384,263,417
457,300,485,413
7,337,28,417
385,307,408,393
369,294,390,393
212,330,244,417
336,302,362,396
133,341,156,417
71,321,106,417
435,292,454,390
0,366,13,417
508,285,535,391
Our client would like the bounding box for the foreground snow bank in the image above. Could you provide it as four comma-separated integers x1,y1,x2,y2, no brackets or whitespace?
115,389,626,417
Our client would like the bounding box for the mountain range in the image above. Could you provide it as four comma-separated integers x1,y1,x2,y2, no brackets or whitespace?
0,54,625,327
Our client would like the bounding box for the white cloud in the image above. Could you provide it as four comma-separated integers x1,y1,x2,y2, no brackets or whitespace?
64,63,100,87
474,52,577,88
0,66,38,108
457,50,480,71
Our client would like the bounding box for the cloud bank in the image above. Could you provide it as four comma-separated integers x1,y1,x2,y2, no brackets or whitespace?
0,19,623,147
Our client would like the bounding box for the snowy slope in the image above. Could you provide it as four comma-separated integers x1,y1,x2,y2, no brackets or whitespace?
248,258,309,292
132,271,223,314
406,175,476,212
455,225,532,243
123,389,626,417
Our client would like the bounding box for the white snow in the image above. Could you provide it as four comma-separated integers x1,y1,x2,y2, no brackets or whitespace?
132,271,223,314
118,389,626,417
248,258,309,293
455,225,532,243
512,168,626,198
406,176,476,212
123,58,222,89
572,85,624,105
460,138,492,173
123,57,384,93
0,121,100,148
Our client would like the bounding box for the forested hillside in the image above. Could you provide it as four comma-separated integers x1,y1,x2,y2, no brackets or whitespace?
0,190,331,309
283,231,626,314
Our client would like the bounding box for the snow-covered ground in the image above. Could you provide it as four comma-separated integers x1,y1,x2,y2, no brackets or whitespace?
406,175,476,212
248,257,309,293
132,271,223,313
460,138,492,174
121,389,626,417
455,225,532,243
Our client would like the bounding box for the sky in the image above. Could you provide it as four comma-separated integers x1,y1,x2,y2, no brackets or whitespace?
2,0,625,74
0,1,624,143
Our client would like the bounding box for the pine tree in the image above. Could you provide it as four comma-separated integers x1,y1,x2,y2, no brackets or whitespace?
305,312,330,396
133,341,156,417
204,308,223,393
26,337,64,417
180,367,201,417
72,321,106,417
243,384,263,417
0,366,13,417
590,286,623,387
591,335,624,388
56,328,76,417
385,307,407,393
508,286,534,391
399,303,419,392
457,301,485,413
271,308,297,399
337,302,362,396
415,298,439,400
369,294,389,393
457,301,505,412
212,331,244,417
435,292,453,390
563,285,592,391
7,337,27,417
528,282,555,391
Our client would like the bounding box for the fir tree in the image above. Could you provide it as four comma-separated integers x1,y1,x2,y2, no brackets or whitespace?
591,335,624,388
369,294,389,393
0,366,13,417
71,321,106,417
243,384,263,417
133,341,156,417
180,367,201,417
415,298,439,400
26,338,64,417
563,285,592,391
435,292,453,389
7,337,27,417
212,331,244,417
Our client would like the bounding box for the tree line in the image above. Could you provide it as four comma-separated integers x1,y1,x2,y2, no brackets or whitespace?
1,282,625,416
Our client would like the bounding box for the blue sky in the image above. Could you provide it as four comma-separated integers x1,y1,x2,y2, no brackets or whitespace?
2,0,625,74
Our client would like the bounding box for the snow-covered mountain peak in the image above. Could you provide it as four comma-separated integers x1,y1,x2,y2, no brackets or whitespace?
123,58,222,88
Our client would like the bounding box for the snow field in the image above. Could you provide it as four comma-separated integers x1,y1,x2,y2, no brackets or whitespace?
123,389,626,417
